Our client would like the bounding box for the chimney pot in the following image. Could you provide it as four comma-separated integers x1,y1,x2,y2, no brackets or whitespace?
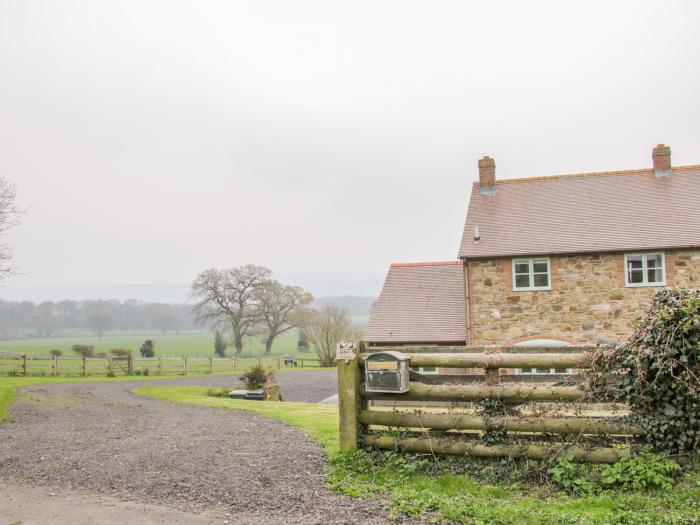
478,156,496,194
652,144,671,176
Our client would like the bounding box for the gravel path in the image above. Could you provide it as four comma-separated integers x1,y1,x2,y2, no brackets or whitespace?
0,372,398,524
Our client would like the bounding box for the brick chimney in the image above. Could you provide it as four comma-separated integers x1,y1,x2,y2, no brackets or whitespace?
478,156,496,194
652,144,671,177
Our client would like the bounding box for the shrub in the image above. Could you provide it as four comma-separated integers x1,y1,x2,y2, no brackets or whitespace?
214,331,227,358
206,387,231,398
239,364,275,390
588,288,700,454
297,329,310,353
599,451,680,491
71,344,95,358
110,349,131,357
549,451,680,495
49,349,62,357
140,340,155,358
96,352,108,358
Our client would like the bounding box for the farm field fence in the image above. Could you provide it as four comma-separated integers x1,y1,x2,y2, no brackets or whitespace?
0,352,325,377
337,342,643,464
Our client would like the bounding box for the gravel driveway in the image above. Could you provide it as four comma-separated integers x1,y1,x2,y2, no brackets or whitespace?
0,371,397,524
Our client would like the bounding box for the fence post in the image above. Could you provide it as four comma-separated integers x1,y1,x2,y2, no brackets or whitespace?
158,356,164,375
53,355,58,376
336,341,360,450
108,357,113,375
82,356,87,376
208,357,213,374
128,354,134,375
277,357,281,369
484,348,501,385
301,359,304,368
183,356,188,376
22,354,27,376
232,356,236,370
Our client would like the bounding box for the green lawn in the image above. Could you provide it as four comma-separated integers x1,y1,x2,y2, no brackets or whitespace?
136,386,700,525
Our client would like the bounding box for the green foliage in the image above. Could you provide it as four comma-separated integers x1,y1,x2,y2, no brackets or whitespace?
110,348,131,357
206,387,231,398
95,351,108,358
588,288,700,454
549,452,681,495
49,349,62,357
239,363,274,390
599,452,680,491
139,339,155,358
106,371,116,378
297,329,310,353
133,367,150,376
71,344,95,357
549,455,599,496
213,331,227,357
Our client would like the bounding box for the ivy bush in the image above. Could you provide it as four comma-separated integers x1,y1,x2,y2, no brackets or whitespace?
588,288,700,455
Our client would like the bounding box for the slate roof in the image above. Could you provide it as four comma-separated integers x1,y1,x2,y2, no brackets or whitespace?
365,261,467,344
459,165,700,259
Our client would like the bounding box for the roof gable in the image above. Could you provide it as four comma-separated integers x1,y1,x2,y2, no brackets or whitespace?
459,166,700,259
365,261,467,344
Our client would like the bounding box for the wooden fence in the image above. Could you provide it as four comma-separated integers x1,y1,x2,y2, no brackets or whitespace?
0,353,324,377
337,343,642,464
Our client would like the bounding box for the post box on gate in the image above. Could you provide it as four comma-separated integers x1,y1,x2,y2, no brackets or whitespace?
364,351,410,393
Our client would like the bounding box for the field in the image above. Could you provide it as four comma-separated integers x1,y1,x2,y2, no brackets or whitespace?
0,314,368,358
0,330,301,358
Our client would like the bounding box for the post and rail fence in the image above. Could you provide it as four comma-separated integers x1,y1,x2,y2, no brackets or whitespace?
337,341,642,464
0,352,325,377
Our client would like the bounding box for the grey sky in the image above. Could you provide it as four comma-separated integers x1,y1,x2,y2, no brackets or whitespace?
1,0,699,294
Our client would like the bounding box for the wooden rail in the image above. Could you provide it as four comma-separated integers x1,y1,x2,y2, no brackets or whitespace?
361,382,585,402
360,352,588,369
363,435,627,464
359,410,644,435
338,341,639,464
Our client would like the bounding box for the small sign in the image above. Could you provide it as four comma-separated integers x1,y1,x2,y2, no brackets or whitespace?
336,340,357,361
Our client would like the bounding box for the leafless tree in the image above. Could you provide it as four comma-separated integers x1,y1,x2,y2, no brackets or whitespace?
301,305,362,367
255,280,313,355
85,300,113,338
190,265,271,356
0,178,21,280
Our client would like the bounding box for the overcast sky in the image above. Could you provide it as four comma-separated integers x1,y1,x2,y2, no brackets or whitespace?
1,0,699,294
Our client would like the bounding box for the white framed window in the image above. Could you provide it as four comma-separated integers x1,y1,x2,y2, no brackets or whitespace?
512,258,551,291
418,366,438,375
624,252,666,287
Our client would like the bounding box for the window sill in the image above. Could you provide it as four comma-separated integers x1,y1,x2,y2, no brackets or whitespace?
624,282,667,288
512,287,552,292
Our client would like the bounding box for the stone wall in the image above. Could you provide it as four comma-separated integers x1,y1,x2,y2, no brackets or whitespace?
466,249,700,346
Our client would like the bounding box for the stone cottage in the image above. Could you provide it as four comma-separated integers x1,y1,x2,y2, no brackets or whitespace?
366,144,700,352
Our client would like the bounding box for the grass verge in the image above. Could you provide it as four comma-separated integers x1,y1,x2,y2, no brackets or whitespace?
134,386,700,525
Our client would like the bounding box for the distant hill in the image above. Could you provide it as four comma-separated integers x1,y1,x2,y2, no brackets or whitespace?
0,272,385,304
313,296,376,316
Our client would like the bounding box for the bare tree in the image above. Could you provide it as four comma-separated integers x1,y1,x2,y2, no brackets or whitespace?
255,280,313,355
0,178,21,280
85,300,113,338
301,305,362,367
190,265,271,356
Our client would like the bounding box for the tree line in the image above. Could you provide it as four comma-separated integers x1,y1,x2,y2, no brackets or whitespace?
0,299,197,340
192,264,361,365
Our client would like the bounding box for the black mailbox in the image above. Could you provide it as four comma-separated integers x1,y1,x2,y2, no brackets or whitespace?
364,351,410,393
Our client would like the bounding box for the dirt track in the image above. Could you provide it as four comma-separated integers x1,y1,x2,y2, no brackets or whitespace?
0,372,396,525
